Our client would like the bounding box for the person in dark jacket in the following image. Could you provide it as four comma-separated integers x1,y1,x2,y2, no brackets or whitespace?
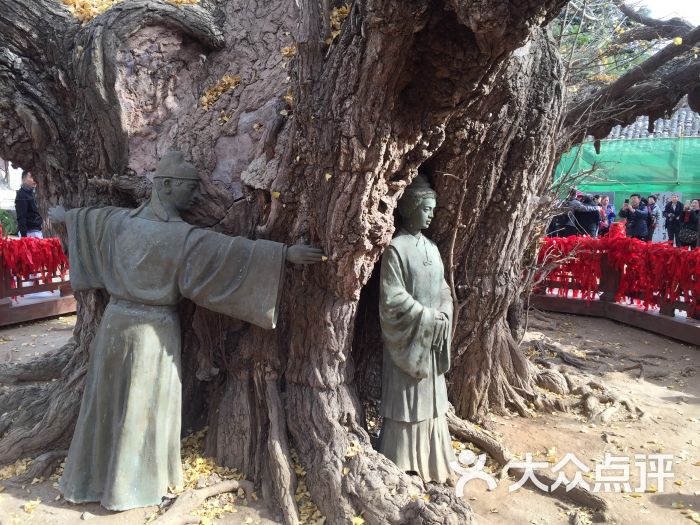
618,193,649,240
678,199,700,248
561,188,602,237
663,193,684,246
574,195,601,237
15,171,42,238
15,171,43,238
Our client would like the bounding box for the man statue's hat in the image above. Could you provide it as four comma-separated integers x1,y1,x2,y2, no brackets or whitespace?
130,151,199,221
153,151,199,180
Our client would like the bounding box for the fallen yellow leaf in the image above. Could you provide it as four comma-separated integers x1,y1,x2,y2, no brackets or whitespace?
351,516,365,525
200,75,241,111
281,45,297,58
23,499,41,513
345,441,362,459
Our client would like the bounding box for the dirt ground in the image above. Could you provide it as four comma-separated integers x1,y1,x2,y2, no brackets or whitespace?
465,311,700,525
0,311,698,524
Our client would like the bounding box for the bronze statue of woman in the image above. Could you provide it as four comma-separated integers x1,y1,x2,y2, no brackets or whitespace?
378,174,455,483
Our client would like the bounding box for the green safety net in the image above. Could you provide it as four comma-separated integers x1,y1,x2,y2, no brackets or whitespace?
555,137,700,207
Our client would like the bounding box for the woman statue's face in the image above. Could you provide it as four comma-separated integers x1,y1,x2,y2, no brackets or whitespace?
409,198,436,230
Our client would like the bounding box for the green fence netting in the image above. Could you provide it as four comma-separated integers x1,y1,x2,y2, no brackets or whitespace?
556,137,700,208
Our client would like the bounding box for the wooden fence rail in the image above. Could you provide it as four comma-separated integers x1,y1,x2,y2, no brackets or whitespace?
532,255,700,346
0,256,76,327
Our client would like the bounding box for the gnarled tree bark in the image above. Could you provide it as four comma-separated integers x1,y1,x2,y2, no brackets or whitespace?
1,0,699,523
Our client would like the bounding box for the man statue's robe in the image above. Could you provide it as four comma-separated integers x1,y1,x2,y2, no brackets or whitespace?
59,206,286,510
378,228,455,483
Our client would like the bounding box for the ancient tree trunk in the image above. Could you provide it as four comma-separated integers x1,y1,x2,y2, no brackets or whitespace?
428,29,566,422
0,0,572,522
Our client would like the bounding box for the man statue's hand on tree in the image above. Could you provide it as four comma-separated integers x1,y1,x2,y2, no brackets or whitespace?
286,244,325,265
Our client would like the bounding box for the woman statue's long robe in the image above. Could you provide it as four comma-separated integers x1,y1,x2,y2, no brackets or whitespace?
59,206,287,510
378,228,455,482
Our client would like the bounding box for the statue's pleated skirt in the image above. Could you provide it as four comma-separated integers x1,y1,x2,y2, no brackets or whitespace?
59,299,183,510
379,413,455,483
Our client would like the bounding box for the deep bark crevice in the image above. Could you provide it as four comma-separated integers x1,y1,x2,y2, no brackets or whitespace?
1,0,697,523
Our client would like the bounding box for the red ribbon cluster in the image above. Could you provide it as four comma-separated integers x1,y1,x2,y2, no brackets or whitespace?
0,237,69,286
538,224,700,310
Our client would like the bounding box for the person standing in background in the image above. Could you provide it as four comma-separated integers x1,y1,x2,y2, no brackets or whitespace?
678,199,699,248
663,194,683,246
598,195,615,236
14,171,43,238
561,188,602,237
574,195,602,237
618,193,649,241
646,195,662,242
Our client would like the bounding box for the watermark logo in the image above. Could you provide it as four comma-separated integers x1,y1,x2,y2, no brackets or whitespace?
451,451,674,496
449,450,498,493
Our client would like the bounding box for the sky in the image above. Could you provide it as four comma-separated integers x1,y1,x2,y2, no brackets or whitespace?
638,0,700,25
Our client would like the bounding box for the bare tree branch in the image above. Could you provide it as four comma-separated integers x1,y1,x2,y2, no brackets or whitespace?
563,57,700,148
610,0,692,45
564,23,700,141
613,24,691,44
613,0,692,31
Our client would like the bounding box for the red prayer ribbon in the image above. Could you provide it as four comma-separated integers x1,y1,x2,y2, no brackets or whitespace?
0,237,69,288
537,223,700,311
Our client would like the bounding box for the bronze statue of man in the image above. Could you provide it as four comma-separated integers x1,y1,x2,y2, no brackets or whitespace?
49,151,323,510
378,174,455,483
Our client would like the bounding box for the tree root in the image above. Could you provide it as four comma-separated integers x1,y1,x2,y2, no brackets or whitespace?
13,450,66,484
446,410,608,515
533,340,589,370
0,377,81,463
0,344,72,384
446,409,510,466
639,354,668,361
152,480,254,525
536,369,569,395
287,381,475,524
0,291,107,464
586,348,616,359
619,363,644,380
574,382,645,423
529,309,558,327
257,373,299,525
529,334,648,425
591,402,621,425
0,383,49,409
